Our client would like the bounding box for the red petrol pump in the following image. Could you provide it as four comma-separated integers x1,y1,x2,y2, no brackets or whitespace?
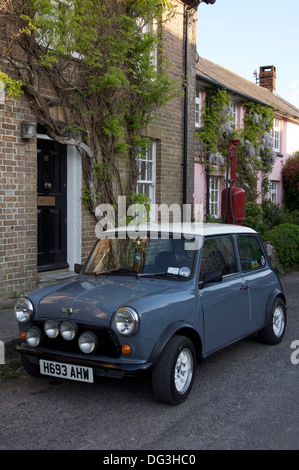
221,139,246,225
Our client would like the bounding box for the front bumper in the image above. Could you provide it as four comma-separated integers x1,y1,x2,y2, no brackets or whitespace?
16,343,153,379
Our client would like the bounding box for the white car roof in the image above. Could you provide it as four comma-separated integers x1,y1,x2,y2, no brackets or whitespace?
196,223,256,236
104,222,256,237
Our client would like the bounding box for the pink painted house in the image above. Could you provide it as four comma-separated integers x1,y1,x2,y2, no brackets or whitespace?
194,58,299,220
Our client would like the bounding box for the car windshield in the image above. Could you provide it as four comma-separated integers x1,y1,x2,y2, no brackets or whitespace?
83,234,198,280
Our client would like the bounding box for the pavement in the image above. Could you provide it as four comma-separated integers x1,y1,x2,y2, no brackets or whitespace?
0,269,298,361
0,269,77,360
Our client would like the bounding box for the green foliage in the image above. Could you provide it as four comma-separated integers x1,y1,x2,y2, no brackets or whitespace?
244,200,299,237
242,102,273,145
196,89,275,202
125,191,152,225
196,88,237,157
129,191,151,209
9,0,178,210
266,223,299,268
0,357,22,379
237,102,274,201
243,202,267,234
133,135,152,157
10,290,24,300
82,187,102,212
261,199,295,229
282,152,299,211
0,72,23,98
0,6,36,98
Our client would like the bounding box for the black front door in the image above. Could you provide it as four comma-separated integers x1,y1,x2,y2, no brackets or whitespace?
37,139,68,271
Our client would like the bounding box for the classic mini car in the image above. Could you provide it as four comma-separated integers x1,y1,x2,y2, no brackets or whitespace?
15,223,286,405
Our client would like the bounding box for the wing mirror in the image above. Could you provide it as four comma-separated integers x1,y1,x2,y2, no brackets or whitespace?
199,270,222,289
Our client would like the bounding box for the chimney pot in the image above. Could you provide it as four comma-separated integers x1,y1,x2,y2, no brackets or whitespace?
259,65,276,93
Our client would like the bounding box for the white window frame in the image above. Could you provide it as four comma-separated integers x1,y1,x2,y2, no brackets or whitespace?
195,87,202,128
36,0,80,58
230,102,238,126
137,140,156,219
138,18,158,72
273,118,280,152
0,81,5,104
209,177,220,217
149,19,158,71
270,181,278,204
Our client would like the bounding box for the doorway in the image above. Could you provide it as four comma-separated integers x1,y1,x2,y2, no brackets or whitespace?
37,139,68,271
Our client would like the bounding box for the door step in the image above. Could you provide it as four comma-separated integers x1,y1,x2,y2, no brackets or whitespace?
38,269,77,289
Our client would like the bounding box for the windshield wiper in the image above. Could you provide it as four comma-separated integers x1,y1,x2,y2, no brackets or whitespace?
138,272,179,278
96,270,182,279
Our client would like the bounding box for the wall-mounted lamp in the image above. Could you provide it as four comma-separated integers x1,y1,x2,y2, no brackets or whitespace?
21,121,37,139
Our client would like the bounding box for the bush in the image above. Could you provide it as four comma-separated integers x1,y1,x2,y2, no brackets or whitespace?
243,202,267,235
282,152,299,211
244,201,299,237
266,223,299,268
261,200,299,229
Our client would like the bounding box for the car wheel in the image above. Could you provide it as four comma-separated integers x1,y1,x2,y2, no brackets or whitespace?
259,298,286,345
21,354,42,378
152,335,196,405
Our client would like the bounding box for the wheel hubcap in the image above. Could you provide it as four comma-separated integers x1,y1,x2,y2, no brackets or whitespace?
273,305,285,337
174,348,193,394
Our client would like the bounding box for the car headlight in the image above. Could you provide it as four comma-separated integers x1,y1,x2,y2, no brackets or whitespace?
60,321,77,341
26,327,41,347
113,307,139,336
44,319,59,338
15,298,34,324
78,332,97,354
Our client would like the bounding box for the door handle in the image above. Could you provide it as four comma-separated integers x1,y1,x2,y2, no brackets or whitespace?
240,284,250,290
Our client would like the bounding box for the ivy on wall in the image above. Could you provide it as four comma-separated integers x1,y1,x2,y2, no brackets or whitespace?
239,101,275,200
196,87,275,202
196,88,237,174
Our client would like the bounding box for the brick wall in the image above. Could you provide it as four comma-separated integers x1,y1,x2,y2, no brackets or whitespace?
0,94,38,298
81,206,96,263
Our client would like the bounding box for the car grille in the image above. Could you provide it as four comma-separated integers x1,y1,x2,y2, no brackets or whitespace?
32,321,121,358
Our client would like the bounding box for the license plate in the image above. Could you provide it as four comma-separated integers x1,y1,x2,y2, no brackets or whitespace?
39,359,93,383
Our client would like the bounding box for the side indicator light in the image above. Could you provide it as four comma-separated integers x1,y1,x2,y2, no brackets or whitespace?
20,331,26,341
122,344,132,355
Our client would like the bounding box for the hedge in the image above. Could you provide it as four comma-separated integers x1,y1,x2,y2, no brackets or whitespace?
266,223,299,268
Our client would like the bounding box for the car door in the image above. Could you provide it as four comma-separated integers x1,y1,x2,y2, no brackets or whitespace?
199,236,251,355
237,234,275,332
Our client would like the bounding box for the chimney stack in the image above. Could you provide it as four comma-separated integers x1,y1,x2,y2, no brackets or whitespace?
259,66,276,93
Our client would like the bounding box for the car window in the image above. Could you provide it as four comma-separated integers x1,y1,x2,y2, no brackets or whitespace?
199,236,238,279
84,235,198,279
237,235,266,272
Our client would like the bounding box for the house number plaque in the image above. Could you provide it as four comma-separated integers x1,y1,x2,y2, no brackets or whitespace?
38,196,56,207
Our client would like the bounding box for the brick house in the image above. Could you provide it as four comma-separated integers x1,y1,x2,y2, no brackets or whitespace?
194,57,299,219
0,1,216,298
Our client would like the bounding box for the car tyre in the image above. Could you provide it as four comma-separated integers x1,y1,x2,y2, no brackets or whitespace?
152,335,196,405
259,298,286,345
21,353,43,378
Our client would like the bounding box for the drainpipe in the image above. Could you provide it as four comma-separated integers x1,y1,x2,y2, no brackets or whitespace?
205,95,210,218
183,3,198,206
183,7,189,206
